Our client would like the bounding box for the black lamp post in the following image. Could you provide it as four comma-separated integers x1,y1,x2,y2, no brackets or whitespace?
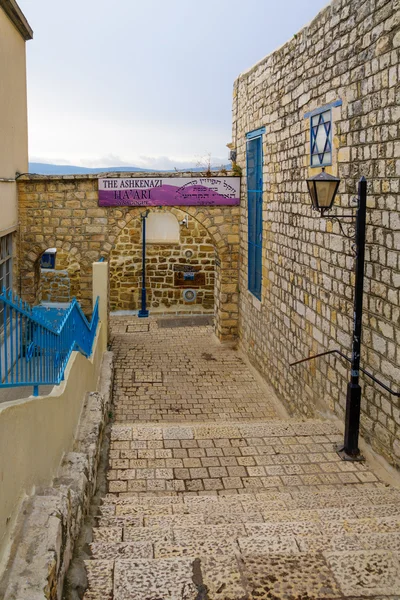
138,209,150,318
305,169,367,460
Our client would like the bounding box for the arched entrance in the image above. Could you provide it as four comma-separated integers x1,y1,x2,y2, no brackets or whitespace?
18,173,240,339
109,208,216,314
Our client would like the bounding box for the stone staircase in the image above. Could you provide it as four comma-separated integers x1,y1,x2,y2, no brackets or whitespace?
83,420,400,598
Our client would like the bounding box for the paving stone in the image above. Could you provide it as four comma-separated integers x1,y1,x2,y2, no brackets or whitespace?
97,516,143,528
297,533,364,552
245,520,322,537
200,555,247,598
260,508,320,523
174,524,246,544
240,552,341,598
90,541,153,560
239,423,294,438
194,425,242,439
323,517,400,536
123,526,173,543
154,537,238,559
238,534,299,555
355,503,400,519
111,426,133,441
84,559,114,599
204,512,263,525
113,558,198,599
145,514,204,528
163,426,194,440
360,532,400,551
324,550,400,596
115,503,172,516
92,527,122,543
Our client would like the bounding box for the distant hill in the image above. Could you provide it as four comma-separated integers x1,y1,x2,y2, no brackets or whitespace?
28,163,230,176
29,163,151,175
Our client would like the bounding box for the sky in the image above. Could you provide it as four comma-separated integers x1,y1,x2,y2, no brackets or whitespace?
18,0,329,169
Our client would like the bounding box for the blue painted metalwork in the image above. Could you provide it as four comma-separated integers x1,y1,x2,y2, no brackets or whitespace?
304,99,342,119
0,290,99,395
246,126,266,140
246,132,263,299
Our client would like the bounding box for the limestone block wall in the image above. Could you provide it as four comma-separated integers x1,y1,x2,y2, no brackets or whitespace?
17,173,240,339
38,249,81,303
39,269,70,302
110,210,215,312
233,0,400,465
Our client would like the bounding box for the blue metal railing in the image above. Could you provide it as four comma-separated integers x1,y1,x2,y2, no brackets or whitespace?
0,289,99,397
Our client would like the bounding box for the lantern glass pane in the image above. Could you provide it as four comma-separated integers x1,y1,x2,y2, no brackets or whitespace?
307,180,318,210
315,180,337,208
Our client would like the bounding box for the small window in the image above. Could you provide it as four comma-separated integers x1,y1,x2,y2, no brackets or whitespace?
0,233,13,320
310,109,332,167
40,248,57,269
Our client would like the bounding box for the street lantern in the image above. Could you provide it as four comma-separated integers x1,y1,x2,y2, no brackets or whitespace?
297,173,367,460
306,167,340,215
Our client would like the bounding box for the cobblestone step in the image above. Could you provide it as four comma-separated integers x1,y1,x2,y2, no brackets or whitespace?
83,546,400,599
108,420,384,495
102,483,400,507
90,528,400,560
80,319,400,599
95,506,400,532
100,489,400,514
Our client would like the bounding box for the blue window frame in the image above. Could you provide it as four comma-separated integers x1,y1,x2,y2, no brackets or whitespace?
246,132,263,299
310,109,332,167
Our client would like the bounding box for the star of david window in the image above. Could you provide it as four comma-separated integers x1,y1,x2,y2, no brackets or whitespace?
310,109,332,167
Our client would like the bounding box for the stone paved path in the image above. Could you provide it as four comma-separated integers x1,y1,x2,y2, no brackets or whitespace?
83,316,400,599
111,317,283,423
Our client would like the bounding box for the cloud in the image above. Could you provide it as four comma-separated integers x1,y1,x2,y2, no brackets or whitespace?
29,154,228,170
133,155,228,170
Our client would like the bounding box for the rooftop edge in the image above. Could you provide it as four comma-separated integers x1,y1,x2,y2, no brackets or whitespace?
0,0,33,41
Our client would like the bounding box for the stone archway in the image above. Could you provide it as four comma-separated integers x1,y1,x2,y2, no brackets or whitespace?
17,173,240,339
109,208,216,314
20,240,83,306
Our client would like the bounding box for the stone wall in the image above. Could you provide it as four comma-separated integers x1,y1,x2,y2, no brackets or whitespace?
0,352,113,600
109,209,215,312
233,0,400,466
17,173,240,339
39,250,81,303
40,270,70,302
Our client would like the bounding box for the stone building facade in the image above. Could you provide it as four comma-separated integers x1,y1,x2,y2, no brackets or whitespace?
232,0,400,466
17,173,240,339
0,1,32,306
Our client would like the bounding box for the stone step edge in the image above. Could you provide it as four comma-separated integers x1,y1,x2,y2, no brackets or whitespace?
87,533,400,559
111,418,339,433
97,502,400,520
101,484,400,506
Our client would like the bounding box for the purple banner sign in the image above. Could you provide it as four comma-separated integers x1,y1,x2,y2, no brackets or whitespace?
98,177,240,207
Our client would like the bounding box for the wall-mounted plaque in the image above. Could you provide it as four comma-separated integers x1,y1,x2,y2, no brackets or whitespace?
98,177,240,207
174,271,206,288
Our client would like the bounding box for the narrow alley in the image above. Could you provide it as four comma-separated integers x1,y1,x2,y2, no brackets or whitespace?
82,316,400,599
